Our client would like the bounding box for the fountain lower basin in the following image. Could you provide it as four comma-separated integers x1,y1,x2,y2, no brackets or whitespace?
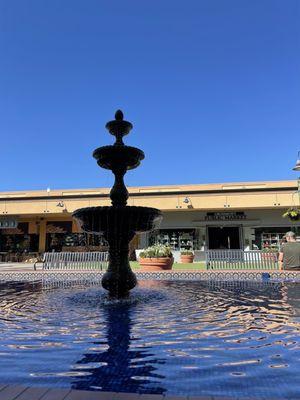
73,205,162,235
73,205,162,297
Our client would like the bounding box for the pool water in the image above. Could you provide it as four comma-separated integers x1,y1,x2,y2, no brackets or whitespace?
0,280,299,399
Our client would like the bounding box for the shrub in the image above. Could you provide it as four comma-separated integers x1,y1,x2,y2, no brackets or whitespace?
180,250,194,255
282,207,300,220
261,247,278,253
139,244,173,258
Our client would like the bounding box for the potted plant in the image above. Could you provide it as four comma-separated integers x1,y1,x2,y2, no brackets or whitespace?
261,247,278,261
180,250,194,263
282,207,300,221
139,245,174,270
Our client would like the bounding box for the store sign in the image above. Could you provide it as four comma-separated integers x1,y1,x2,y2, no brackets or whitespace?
0,219,18,229
205,212,246,221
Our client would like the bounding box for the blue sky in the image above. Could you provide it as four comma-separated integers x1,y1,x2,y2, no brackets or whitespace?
0,0,299,191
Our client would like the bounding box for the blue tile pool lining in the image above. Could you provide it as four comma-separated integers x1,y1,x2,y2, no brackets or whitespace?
0,271,300,399
0,270,299,286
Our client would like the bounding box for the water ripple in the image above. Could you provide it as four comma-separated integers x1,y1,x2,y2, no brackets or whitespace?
0,280,299,399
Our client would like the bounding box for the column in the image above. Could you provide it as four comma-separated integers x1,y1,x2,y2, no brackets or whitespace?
38,219,47,253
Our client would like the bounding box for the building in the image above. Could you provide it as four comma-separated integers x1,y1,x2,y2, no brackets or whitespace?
0,180,299,260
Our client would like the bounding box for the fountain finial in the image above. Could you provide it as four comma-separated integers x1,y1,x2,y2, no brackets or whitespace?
105,110,132,145
115,109,124,121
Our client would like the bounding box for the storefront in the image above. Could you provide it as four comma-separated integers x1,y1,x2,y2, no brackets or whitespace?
146,209,300,252
0,180,299,258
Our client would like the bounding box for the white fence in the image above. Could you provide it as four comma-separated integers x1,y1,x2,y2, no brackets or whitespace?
41,252,109,270
205,250,278,270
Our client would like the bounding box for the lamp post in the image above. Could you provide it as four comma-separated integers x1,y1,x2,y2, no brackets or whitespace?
292,151,300,240
293,150,300,203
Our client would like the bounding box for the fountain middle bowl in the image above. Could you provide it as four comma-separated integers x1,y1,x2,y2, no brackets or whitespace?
73,206,162,235
93,146,145,171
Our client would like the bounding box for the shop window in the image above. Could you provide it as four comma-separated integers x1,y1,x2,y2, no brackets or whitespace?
254,227,296,251
149,229,200,250
46,221,72,252
46,221,108,252
0,222,38,253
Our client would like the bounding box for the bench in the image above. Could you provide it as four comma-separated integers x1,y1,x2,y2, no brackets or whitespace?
35,251,109,271
205,250,278,270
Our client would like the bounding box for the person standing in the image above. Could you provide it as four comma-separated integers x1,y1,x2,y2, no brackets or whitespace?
278,231,300,270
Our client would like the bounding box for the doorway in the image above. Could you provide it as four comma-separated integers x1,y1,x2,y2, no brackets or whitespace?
207,226,241,249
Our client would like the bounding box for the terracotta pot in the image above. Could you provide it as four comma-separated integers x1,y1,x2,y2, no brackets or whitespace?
261,253,277,261
180,254,194,263
139,257,174,271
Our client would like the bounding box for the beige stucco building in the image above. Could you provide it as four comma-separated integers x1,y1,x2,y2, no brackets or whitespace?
0,179,299,259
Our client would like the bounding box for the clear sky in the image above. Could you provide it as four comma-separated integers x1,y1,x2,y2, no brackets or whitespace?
0,0,299,192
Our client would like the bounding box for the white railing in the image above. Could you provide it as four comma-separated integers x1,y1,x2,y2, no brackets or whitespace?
205,250,278,270
41,252,109,270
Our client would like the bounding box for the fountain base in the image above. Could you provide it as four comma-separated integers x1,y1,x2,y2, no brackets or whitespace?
102,269,137,299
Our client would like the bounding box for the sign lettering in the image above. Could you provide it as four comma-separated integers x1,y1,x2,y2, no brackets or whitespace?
205,212,246,221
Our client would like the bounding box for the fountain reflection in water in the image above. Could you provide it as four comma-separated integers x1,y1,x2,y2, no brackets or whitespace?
73,110,162,298
71,300,166,394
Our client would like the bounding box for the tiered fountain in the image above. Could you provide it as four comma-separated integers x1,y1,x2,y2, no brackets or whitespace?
73,110,162,298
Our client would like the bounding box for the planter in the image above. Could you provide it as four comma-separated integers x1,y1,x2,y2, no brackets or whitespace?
288,215,299,221
139,257,174,271
282,208,300,221
261,253,277,261
180,254,194,263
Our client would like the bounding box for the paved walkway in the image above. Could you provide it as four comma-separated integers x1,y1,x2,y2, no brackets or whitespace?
0,383,252,400
0,263,38,272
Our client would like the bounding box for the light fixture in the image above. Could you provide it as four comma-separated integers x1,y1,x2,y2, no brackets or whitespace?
183,197,190,204
293,151,300,171
56,201,64,208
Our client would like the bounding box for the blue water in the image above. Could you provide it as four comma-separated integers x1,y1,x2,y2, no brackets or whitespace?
0,280,299,399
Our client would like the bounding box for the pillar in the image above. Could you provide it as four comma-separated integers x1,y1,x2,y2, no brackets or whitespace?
38,219,47,253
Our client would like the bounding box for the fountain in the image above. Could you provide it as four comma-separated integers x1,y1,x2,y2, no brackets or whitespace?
73,110,162,298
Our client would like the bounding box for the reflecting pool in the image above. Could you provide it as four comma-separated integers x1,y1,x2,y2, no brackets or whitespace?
0,280,299,399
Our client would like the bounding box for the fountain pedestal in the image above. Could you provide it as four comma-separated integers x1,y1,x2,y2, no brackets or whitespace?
102,230,137,297
73,111,162,298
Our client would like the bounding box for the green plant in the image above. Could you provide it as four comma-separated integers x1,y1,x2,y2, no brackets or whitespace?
282,207,300,220
139,244,173,258
261,247,278,253
180,250,194,255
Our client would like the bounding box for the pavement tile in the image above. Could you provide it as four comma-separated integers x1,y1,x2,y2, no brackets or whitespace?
14,387,50,400
0,385,27,400
112,393,140,400
211,397,241,400
210,397,239,400
65,390,116,400
138,395,165,400
39,388,71,400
